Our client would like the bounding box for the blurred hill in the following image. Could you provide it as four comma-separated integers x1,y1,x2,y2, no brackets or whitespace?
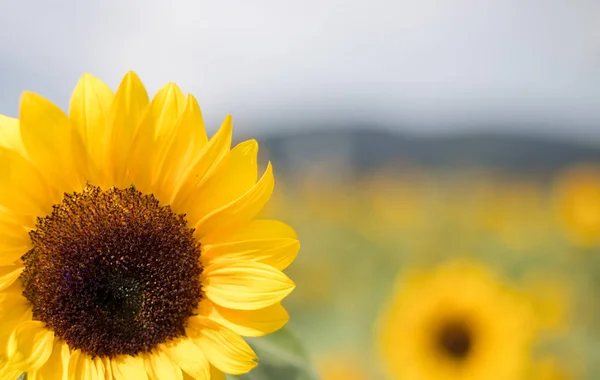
248,129,600,181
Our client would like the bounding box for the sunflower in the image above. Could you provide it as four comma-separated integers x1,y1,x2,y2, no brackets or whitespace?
377,260,534,380
317,353,368,380
530,356,574,380
553,164,600,248
0,72,299,379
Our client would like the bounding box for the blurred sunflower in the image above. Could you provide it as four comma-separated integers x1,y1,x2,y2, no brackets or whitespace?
0,72,298,379
522,272,572,334
530,356,575,380
553,164,600,248
488,182,550,252
364,174,426,237
317,353,368,380
377,260,534,380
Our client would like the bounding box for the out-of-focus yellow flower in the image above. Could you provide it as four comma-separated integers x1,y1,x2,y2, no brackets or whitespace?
522,272,572,334
377,260,534,380
489,183,551,252
363,174,427,236
299,177,359,225
436,170,498,232
553,164,600,248
530,356,576,380
317,353,369,380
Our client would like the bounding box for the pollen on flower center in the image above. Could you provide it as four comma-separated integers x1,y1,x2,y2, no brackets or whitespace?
435,319,473,360
20,185,203,358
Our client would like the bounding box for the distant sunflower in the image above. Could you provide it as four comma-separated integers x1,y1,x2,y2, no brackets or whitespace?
0,72,299,379
377,260,534,380
553,164,600,248
317,353,369,380
530,356,575,380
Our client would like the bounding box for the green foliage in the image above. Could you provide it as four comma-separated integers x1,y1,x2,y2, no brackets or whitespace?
227,327,319,380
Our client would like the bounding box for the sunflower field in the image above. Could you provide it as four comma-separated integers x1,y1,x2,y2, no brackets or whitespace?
261,162,600,380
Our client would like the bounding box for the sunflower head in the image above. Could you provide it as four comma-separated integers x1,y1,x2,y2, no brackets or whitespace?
0,71,299,379
377,260,535,380
317,353,368,380
529,355,581,380
553,164,600,248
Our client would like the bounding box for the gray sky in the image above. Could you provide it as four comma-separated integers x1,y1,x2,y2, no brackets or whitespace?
1,0,600,140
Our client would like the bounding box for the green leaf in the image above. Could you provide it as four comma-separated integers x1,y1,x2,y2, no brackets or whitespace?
227,326,319,380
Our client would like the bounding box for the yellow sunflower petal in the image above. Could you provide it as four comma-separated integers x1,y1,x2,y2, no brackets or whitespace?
170,115,232,212
29,341,70,380
143,82,186,187
121,76,187,192
187,316,257,374
70,124,105,188
152,82,186,139
0,218,30,265
0,357,22,380
203,219,297,245
185,140,258,225
67,350,97,380
19,91,81,191
102,358,113,380
7,320,54,370
154,94,206,202
200,300,289,337
123,108,155,192
0,114,26,156
190,95,209,147
0,201,35,228
108,71,150,187
0,284,33,343
0,146,60,217
210,366,226,380
0,203,34,227
194,162,274,238
202,220,299,270
202,237,299,271
203,260,295,310
94,357,106,379
144,83,187,201
165,338,210,380
183,371,222,380
0,265,24,290
144,348,183,380
111,355,148,380
68,73,114,166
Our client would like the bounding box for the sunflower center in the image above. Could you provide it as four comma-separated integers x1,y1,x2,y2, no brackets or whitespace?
436,320,473,360
20,185,203,358
93,269,143,320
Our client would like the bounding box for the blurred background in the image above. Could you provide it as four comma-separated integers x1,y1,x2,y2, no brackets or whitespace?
2,1,600,379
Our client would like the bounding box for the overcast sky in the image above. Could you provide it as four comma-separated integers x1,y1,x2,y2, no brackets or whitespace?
1,0,600,141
